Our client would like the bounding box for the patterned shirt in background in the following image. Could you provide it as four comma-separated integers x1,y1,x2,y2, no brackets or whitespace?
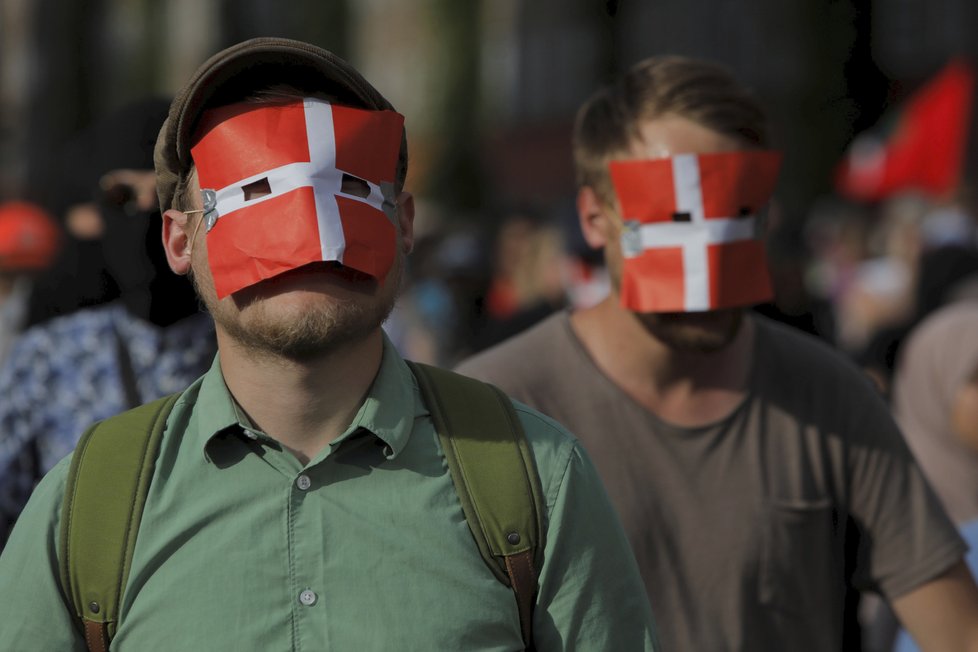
0,302,216,544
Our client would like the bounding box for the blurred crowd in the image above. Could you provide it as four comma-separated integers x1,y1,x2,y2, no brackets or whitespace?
2,60,978,652
392,183,978,386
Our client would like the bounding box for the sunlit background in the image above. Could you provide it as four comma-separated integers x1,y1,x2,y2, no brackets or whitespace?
2,0,977,366
1,1,974,214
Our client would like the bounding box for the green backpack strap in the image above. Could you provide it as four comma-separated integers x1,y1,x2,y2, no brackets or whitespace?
408,362,545,648
59,393,180,652
58,367,544,649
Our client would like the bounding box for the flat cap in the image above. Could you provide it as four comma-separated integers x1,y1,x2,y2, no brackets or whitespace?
154,37,397,212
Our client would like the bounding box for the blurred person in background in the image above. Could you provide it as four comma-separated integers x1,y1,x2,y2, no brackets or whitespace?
753,221,836,342
893,299,978,529
889,300,978,651
803,197,875,343
0,201,60,363
458,55,978,650
0,98,216,546
23,107,133,325
388,205,605,367
386,223,491,366
854,196,978,395
472,206,568,352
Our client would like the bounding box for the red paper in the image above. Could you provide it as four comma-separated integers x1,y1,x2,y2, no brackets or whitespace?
835,59,974,202
191,99,404,298
609,150,780,313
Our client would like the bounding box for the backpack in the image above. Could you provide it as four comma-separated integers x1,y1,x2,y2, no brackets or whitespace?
58,362,544,652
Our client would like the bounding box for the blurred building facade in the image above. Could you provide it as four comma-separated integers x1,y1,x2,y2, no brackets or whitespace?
1,0,976,224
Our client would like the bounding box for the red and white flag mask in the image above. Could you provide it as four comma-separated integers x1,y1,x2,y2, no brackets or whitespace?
609,150,781,313
190,98,404,299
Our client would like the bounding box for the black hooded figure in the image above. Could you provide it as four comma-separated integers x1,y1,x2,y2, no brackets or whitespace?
29,98,200,328
26,117,118,325
92,99,200,327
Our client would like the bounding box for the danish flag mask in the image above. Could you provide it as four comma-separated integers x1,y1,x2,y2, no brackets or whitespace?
609,150,781,313
190,98,405,298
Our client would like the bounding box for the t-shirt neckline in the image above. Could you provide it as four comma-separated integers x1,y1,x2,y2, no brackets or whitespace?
559,309,758,435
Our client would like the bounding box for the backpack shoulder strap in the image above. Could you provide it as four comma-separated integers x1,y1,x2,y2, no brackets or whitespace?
407,361,545,648
59,393,180,652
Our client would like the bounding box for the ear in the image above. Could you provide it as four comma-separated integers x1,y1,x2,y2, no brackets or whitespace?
577,186,616,249
162,209,194,275
396,191,415,255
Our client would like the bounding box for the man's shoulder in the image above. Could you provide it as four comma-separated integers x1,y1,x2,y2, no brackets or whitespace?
510,398,580,451
752,314,871,386
505,396,602,513
1,454,72,542
751,315,898,441
455,312,572,387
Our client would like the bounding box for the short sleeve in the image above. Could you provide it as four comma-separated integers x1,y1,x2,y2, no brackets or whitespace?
846,381,966,599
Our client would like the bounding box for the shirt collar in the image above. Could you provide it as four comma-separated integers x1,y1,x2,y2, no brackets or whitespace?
345,333,425,459
195,334,426,462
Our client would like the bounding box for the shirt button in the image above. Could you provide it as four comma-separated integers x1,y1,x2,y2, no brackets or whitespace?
296,475,312,491
299,589,318,606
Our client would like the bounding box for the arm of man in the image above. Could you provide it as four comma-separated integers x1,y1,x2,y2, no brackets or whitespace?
0,456,86,649
842,367,978,650
526,410,660,651
891,363,978,650
891,560,978,651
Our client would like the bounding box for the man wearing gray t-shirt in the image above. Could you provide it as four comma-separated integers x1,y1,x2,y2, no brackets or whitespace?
458,56,978,651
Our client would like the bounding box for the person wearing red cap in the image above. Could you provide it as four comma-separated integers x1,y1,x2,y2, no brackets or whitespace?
0,200,60,364
0,38,658,651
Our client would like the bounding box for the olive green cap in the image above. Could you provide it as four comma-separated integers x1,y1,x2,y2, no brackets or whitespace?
154,37,397,212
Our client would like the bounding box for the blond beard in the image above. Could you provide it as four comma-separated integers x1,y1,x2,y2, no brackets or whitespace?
636,308,744,353
194,258,403,361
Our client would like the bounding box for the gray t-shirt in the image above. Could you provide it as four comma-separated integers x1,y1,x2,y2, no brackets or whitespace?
457,312,965,652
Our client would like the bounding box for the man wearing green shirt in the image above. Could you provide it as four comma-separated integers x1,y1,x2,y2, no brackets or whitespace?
0,38,658,650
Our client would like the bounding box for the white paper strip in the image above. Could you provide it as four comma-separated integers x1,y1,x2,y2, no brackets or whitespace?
210,99,386,264
621,154,759,311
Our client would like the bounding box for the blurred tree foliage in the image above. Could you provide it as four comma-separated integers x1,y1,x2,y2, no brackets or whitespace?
419,0,483,214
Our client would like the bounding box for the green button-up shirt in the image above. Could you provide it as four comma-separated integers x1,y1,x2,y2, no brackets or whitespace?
0,337,658,650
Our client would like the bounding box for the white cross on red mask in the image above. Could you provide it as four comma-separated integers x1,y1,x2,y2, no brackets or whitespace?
190,98,404,299
609,150,781,313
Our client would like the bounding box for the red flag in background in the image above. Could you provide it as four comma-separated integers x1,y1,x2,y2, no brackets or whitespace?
835,59,975,202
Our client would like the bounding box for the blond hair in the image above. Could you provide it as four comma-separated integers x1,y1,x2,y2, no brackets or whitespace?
573,56,768,206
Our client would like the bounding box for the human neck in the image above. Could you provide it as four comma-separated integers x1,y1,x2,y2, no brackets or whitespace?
570,297,755,427
216,328,385,465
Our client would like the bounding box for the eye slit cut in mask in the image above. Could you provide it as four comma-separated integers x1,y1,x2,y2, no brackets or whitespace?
190,98,405,298
340,173,371,199
242,178,272,201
